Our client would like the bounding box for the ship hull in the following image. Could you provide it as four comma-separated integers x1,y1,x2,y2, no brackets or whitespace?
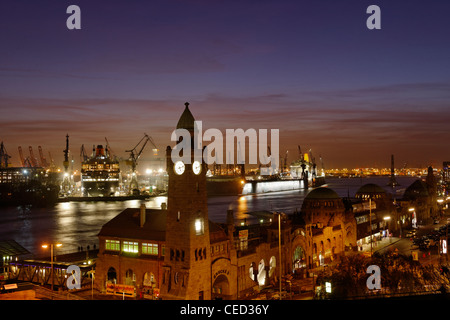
206,176,244,196
206,176,326,196
82,180,120,197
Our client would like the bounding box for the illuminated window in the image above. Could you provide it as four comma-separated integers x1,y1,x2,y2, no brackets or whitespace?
105,239,120,251
123,241,138,253
142,243,158,255
195,218,204,235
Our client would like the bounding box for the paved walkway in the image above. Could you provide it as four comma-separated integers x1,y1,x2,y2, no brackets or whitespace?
359,236,402,255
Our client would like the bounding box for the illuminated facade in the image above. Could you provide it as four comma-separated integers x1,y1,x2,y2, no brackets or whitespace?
291,187,357,268
443,162,450,183
95,103,359,300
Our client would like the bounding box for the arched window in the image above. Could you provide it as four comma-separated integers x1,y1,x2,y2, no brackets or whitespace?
269,256,276,277
125,269,135,286
107,267,117,284
143,272,155,287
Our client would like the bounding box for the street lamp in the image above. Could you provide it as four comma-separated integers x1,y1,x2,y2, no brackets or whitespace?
369,197,373,256
42,243,62,291
278,212,282,300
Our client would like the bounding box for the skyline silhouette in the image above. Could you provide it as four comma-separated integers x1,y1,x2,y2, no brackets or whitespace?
1,1,450,169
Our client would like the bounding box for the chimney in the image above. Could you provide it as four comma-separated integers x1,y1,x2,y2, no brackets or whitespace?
140,203,146,227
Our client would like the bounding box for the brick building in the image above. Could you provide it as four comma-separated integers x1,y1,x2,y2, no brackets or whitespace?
95,103,358,300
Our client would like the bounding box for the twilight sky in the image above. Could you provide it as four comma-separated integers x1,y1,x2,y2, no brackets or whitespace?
1,0,450,170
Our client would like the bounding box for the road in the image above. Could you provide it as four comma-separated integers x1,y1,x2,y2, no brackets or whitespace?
375,216,450,266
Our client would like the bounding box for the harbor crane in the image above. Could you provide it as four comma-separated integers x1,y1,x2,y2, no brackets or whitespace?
18,146,31,167
0,142,11,168
61,134,71,195
38,146,49,168
126,133,158,173
29,146,39,167
282,150,288,173
63,134,70,172
125,134,158,193
80,144,88,163
104,137,118,160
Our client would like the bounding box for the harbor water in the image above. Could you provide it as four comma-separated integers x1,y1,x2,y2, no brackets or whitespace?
0,176,418,256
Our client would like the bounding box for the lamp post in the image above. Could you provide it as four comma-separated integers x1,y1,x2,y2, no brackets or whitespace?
278,212,282,300
369,197,373,257
42,243,62,291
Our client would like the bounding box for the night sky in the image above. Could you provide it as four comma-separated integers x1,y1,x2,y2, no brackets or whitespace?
1,0,450,170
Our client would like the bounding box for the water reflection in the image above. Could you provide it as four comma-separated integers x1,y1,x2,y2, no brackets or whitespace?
0,176,418,255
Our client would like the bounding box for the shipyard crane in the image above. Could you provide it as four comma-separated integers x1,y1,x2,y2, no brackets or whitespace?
237,141,245,177
309,149,317,179
80,144,88,163
125,134,158,193
282,150,288,173
29,146,39,167
38,146,49,168
48,151,56,170
126,133,158,173
18,146,24,167
18,146,30,167
63,134,70,172
104,137,117,160
0,142,11,168
61,134,71,195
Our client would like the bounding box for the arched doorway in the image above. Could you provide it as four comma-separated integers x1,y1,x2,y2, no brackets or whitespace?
249,259,266,286
143,272,155,287
107,267,117,284
269,256,276,277
212,274,230,299
142,272,156,299
249,262,257,282
292,246,306,271
125,269,135,286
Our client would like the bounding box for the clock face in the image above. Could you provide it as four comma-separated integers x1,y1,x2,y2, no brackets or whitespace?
174,161,185,175
192,161,201,175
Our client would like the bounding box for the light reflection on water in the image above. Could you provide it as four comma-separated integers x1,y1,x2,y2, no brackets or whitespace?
0,176,417,255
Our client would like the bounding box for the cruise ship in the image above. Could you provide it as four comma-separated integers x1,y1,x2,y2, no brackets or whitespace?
81,145,121,197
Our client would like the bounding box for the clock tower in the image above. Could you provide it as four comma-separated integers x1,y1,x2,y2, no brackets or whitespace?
160,102,212,300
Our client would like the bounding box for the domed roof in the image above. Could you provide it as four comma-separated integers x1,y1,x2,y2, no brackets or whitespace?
176,102,195,131
356,183,386,195
404,179,429,199
305,187,340,200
